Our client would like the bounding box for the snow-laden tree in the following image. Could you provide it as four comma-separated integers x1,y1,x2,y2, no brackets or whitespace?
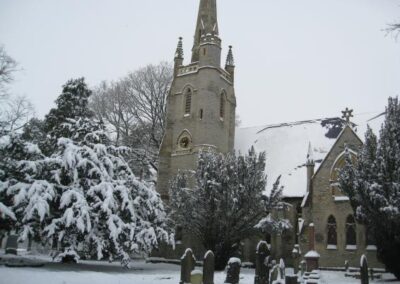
339,97,400,279
0,133,41,246
169,147,289,270
1,78,171,266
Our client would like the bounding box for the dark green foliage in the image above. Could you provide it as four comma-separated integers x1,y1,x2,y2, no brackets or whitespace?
339,97,400,279
169,147,286,270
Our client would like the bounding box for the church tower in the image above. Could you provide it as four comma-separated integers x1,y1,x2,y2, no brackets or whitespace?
157,0,236,200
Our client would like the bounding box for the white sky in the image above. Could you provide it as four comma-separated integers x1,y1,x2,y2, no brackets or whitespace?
1,0,399,127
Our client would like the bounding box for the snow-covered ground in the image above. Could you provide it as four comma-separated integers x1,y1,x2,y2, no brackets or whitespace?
0,252,399,284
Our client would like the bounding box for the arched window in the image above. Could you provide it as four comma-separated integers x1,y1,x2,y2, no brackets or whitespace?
184,89,192,115
346,215,356,248
220,93,225,118
327,215,337,247
177,130,192,150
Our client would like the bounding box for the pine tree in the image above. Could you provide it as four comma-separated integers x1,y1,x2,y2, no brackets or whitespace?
339,97,400,279
169,147,288,270
0,78,171,266
0,133,43,244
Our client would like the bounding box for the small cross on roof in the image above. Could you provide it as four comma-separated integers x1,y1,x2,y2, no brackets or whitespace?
341,108,354,123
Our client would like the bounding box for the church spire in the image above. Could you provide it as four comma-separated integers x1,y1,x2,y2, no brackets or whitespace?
191,0,220,62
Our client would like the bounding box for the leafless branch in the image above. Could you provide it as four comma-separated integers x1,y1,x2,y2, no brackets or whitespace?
386,23,400,39
0,96,35,133
0,45,19,97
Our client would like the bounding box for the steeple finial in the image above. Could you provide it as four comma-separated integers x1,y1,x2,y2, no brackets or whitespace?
225,45,235,67
175,37,184,59
192,0,219,62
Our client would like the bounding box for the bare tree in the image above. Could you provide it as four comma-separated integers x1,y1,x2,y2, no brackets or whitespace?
385,19,400,39
91,81,137,146
0,96,35,134
124,62,172,149
90,62,173,174
0,45,19,98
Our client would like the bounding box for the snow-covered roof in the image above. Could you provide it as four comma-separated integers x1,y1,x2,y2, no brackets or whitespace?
235,112,384,197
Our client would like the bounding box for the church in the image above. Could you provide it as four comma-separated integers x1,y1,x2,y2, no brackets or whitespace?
156,0,384,268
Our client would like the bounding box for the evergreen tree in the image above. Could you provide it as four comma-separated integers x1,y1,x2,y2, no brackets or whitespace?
0,78,171,266
169,147,289,270
339,97,400,279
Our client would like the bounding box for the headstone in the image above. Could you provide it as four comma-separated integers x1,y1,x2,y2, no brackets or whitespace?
191,270,203,284
270,264,280,282
360,254,369,284
345,260,349,273
5,235,18,255
300,260,306,277
292,245,300,275
203,250,215,284
279,258,286,279
225,257,241,284
180,249,196,284
285,275,298,284
304,250,320,272
254,241,270,284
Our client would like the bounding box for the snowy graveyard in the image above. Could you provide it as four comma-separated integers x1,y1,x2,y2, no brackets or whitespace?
0,250,399,284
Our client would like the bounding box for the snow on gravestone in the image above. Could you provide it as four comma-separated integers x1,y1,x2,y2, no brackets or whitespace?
225,257,241,284
360,254,369,284
255,241,270,284
180,249,196,284
203,250,215,284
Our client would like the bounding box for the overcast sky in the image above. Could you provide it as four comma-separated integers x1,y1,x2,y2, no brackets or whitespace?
1,0,399,127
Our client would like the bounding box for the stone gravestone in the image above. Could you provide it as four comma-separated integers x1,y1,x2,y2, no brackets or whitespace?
360,254,369,284
191,270,203,284
279,258,286,279
345,260,349,273
292,245,300,275
203,250,215,284
270,264,280,283
5,235,18,255
254,241,270,284
225,257,241,284
180,249,196,284
300,260,306,277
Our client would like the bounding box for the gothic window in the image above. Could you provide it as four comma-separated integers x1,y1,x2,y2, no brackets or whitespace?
346,215,357,247
220,93,225,119
199,109,203,120
327,215,337,247
184,89,192,115
177,130,192,151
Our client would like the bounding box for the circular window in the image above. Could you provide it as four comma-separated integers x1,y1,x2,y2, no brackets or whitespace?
179,137,190,149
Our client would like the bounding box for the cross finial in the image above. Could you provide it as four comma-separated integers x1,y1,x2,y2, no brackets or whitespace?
341,108,354,124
